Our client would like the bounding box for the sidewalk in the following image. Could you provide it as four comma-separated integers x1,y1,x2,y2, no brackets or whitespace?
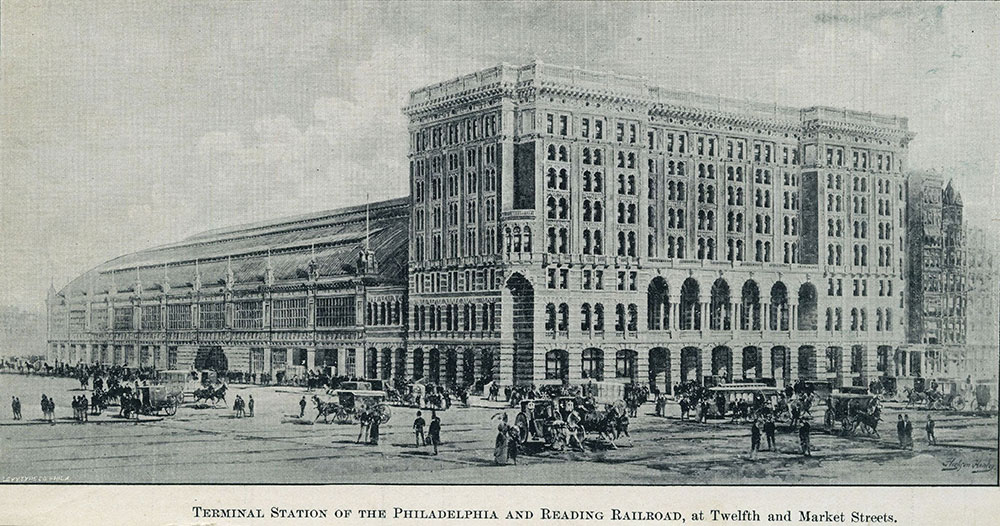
0,414,164,426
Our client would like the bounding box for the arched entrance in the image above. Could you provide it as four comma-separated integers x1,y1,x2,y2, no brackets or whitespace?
712,346,733,382
742,346,762,380
394,348,406,380
506,273,535,385
412,348,425,380
681,347,702,384
195,346,228,372
462,349,476,386
445,349,458,385
428,349,441,383
771,346,790,386
648,347,670,394
381,349,392,380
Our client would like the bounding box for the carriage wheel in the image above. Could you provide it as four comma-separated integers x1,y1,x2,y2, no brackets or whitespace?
164,400,178,416
574,427,586,445
378,404,391,424
514,413,529,444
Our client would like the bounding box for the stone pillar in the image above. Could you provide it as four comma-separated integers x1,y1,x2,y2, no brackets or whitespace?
859,345,875,388
836,347,851,388
762,347,774,380
603,349,617,382
338,348,348,377
669,294,681,330
700,349,713,384
669,347,682,393
918,351,925,378
699,301,709,331
635,348,648,386
731,348,743,381
789,304,798,331
499,343,515,385
731,301,740,334
306,348,316,372
455,348,465,386
788,346,800,385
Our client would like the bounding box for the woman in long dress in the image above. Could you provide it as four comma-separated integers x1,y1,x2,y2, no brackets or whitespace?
494,413,510,465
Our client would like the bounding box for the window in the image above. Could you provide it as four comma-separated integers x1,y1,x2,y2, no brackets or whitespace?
232,300,263,330
113,306,133,331
272,298,308,329
616,350,637,379
316,296,355,328
545,350,568,380
166,304,191,330
139,305,160,331
582,348,604,380
195,302,224,329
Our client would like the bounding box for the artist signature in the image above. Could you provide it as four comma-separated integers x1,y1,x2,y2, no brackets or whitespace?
2,475,70,482
941,457,997,473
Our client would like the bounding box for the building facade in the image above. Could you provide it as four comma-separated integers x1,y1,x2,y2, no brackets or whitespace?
56,63,996,394
404,62,912,391
46,199,410,380
963,225,1000,387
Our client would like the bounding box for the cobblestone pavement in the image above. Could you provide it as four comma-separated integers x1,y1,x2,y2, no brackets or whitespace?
0,374,996,484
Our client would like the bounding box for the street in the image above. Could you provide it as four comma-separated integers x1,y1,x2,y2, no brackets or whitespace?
0,374,996,484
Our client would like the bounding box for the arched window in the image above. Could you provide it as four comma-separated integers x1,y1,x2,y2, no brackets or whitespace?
627,304,638,332
547,144,556,160
616,349,637,379
545,349,568,380
679,278,700,330
582,348,604,380
558,303,569,332
615,304,627,332
594,172,603,192
545,303,557,331
581,303,592,331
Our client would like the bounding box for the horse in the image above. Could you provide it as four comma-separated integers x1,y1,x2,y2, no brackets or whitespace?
312,395,340,423
903,388,927,409
194,384,227,406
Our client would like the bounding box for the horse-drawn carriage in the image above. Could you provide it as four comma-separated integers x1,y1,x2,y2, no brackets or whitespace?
512,398,581,450
705,384,782,422
825,393,881,437
314,382,391,424
134,384,183,416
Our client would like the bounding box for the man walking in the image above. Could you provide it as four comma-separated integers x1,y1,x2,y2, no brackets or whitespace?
299,396,307,418
798,419,811,456
925,415,936,445
11,396,19,420
413,410,426,447
428,410,441,455
896,414,906,448
749,420,761,460
248,395,255,417
764,416,776,451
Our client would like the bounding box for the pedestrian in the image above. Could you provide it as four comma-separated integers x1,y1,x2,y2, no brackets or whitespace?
764,416,776,451
750,420,761,460
925,415,936,445
413,410,426,447
507,422,519,465
356,410,371,444
798,420,811,456
81,396,88,422
369,412,380,445
40,394,49,422
494,413,510,465
12,396,21,420
47,397,55,424
904,414,913,450
248,395,255,417
896,414,905,448
429,410,441,455
233,395,242,418
299,396,307,418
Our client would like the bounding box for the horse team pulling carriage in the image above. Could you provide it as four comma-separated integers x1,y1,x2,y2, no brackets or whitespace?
825,393,882,437
512,396,629,451
313,381,392,424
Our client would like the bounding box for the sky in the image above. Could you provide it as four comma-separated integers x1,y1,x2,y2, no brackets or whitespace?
2,1,998,311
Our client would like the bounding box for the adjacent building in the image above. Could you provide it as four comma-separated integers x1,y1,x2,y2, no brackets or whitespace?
46,199,409,380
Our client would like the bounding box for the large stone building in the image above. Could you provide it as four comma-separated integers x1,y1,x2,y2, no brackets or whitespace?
55,62,971,393
46,199,409,380
404,62,911,391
